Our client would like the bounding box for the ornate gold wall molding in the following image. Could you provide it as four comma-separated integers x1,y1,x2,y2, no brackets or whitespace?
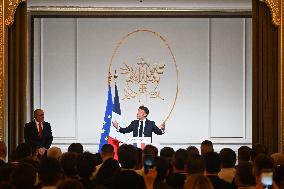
0,0,5,141
0,0,25,141
4,0,24,27
281,0,284,151
261,0,280,26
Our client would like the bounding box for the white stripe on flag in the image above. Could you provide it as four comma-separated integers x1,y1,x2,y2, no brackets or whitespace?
110,112,126,143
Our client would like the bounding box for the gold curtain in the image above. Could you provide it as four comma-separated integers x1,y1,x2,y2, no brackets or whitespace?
8,1,27,158
252,0,279,153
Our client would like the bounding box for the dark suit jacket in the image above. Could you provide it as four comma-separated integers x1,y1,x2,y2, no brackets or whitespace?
24,121,53,149
207,175,233,189
118,119,164,138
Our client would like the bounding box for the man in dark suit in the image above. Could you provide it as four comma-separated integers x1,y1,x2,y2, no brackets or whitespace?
112,106,165,140
24,109,53,157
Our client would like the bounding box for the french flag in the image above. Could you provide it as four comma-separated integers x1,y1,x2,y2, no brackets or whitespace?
108,83,125,159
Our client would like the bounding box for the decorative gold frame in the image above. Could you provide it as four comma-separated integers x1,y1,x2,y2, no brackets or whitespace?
0,0,25,141
0,0,283,149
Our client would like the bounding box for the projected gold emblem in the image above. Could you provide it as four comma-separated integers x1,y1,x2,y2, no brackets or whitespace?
120,58,165,102
108,28,178,123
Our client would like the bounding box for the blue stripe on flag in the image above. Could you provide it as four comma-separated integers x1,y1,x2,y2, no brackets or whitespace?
98,86,113,153
113,83,121,115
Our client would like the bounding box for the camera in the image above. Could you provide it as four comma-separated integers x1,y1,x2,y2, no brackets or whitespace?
261,169,273,188
143,154,154,174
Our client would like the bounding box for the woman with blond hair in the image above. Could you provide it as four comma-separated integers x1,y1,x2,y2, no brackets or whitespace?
184,174,213,189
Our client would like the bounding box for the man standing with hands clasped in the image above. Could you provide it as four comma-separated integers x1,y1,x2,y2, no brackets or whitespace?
24,109,53,157
112,106,165,141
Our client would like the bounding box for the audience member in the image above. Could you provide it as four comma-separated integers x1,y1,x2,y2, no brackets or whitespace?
11,143,32,162
47,146,62,159
137,145,159,176
153,156,173,189
238,146,251,163
271,153,284,166
10,163,37,189
38,157,62,188
112,144,145,189
187,146,199,156
187,154,205,175
201,140,214,156
94,144,114,177
0,163,16,182
167,148,188,189
235,162,255,189
184,174,214,189
253,154,278,189
94,158,120,188
56,179,83,189
60,152,79,179
0,182,15,189
251,144,268,162
68,143,83,154
218,148,236,183
77,152,96,189
204,152,233,189
160,147,175,162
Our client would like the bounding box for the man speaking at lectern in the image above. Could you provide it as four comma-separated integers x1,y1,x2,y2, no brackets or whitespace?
112,106,165,140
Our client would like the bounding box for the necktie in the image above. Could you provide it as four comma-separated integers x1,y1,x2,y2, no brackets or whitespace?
38,122,43,138
139,121,143,137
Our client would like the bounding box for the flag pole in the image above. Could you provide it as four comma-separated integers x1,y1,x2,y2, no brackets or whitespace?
108,72,112,87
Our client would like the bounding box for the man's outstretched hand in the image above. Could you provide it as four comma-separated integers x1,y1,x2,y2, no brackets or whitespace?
159,122,165,130
112,120,118,129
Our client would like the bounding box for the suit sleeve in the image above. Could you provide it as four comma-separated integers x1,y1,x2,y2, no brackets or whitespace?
118,121,135,134
24,123,31,144
152,121,164,135
44,122,53,149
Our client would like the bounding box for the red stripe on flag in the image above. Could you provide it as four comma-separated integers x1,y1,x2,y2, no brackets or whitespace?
108,136,120,160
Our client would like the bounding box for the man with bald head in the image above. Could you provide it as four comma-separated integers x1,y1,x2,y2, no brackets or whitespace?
24,109,53,157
